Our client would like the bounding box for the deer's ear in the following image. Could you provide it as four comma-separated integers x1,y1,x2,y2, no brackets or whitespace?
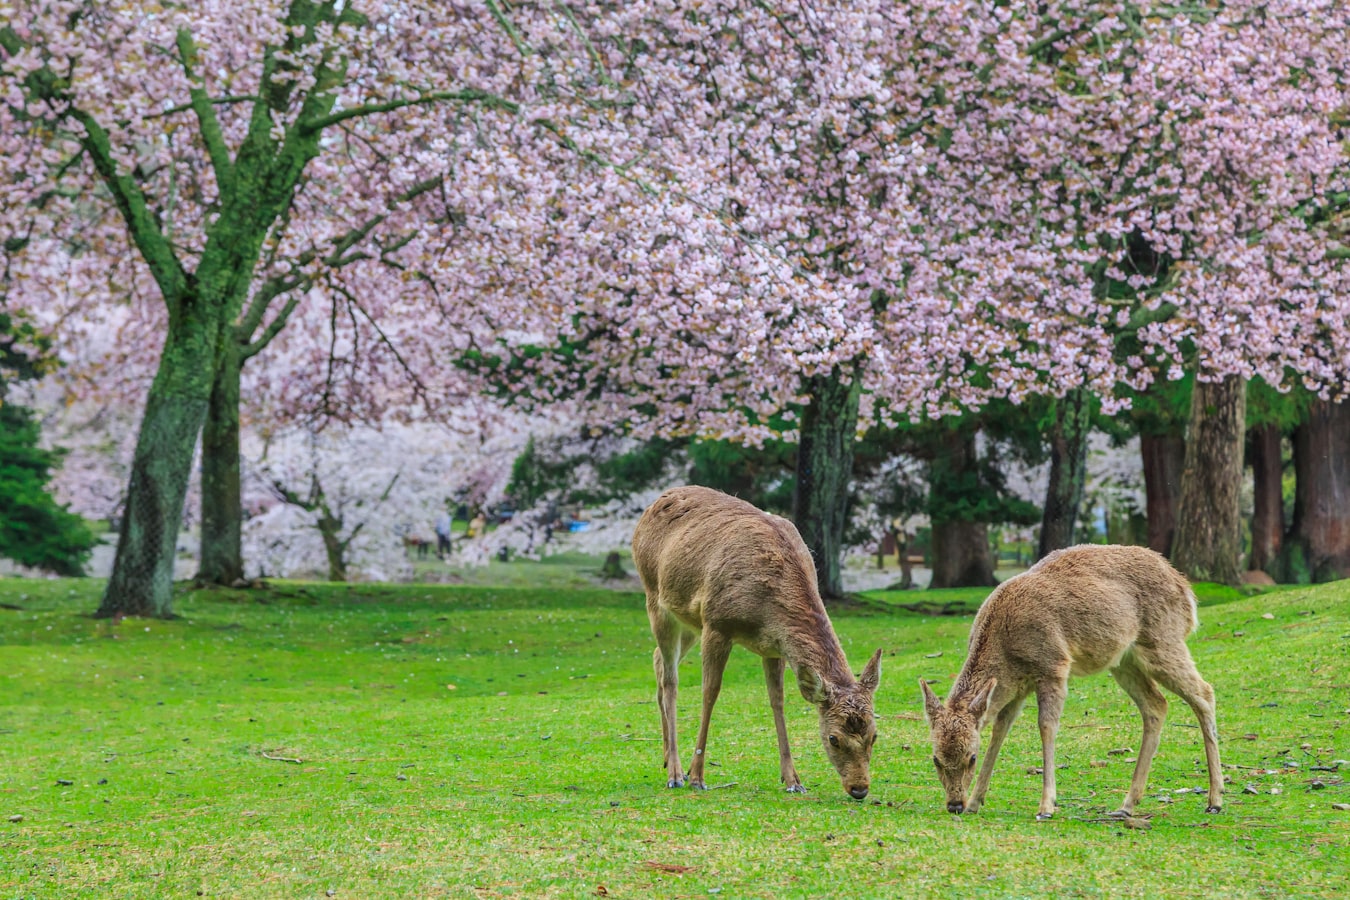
858,648,882,693
967,677,998,724
797,665,830,705
919,678,943,722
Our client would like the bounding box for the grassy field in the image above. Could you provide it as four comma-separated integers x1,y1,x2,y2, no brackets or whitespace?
1,576,1347,898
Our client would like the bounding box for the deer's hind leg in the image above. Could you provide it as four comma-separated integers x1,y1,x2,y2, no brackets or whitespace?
686,629,732,790
650,605,696,788
1136,643,1223,813
1109,652,1168,817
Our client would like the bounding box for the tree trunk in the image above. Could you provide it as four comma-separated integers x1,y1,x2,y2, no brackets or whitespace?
1248,424,1284,575
1172,376,1246,585
319,514,348,583
97,315,220,618
793,371,862,602
1037,388,1091,559
1279,399,1350,583
897,532,914,590
1140,431,1185,557
930,520,996,588
928,430,997,588
197,342,244,585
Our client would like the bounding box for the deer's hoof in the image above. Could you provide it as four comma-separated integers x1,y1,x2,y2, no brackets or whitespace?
689,780,708,791
1035,811,1055,821
1106,809,1131,820
666,777,685,789
1205,805,1222,814
785,784,807,794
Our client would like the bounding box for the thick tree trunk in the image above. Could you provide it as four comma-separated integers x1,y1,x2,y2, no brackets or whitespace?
793,371,862,602
1248,424,1284,575
1279,399,1350,583
1037,389,1091,559
197,342,244,585
928,430,997,588
97,315,220,618
1172,376,1247,585
1140,431,1185,557
930,520,997,588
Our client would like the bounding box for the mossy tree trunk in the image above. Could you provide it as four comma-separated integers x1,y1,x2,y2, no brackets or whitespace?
1248,424,1284,575
1140,431,1185,557
95,4,355,616
793,370,862,602
197,341,244,586
98,306,224,617
1037,388,1091,559
1278,399,1350,583
1172,376,1246,585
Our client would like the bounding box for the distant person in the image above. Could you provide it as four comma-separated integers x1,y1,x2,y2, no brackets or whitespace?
434,510,453,559
467,511,487,540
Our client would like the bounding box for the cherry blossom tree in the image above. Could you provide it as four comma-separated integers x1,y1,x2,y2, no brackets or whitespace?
0,1,675,616
453,1,1350,591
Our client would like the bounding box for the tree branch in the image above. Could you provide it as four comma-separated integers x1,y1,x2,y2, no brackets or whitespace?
485,0,533,57
296,89,520,136
144,94,259,121
175,27,237,194
333,283,433,405
238,173,445,357
241,293,302,360
70,110,188,306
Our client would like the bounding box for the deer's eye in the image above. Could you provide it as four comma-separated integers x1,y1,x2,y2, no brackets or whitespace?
829,734,840,748
969,753,977,767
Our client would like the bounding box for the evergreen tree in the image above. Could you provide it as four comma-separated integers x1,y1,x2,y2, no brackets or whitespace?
0,309,96,575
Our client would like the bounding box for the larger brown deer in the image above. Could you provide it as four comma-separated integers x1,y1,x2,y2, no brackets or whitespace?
633,486,882,799
920,545,1222,819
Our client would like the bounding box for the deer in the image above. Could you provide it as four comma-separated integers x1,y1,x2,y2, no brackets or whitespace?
633,486,883,800
919,544,1223,820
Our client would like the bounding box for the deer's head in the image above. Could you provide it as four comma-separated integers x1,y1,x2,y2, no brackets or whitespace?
920,677,996,813
798,648,882,800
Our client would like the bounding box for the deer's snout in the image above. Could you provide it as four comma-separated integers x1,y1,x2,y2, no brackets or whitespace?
947,800,965,814
848,785,869,800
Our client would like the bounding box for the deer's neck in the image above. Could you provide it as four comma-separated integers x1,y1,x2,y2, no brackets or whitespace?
948,624,999,705
779,608,854,686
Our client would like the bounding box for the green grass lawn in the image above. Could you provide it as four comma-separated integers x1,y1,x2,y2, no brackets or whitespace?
1,577,1347,898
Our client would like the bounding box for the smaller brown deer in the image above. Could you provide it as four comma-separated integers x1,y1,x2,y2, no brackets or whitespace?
920,545,1222,819
633,486,882,799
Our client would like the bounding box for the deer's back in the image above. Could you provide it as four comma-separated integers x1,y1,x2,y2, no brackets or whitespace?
971,545,1195,677
632,486,822,638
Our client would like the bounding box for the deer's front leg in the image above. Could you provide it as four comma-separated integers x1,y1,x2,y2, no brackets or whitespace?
687,631,732,790
1035,679,1068,820
967,695,1024,814
763,656,804,793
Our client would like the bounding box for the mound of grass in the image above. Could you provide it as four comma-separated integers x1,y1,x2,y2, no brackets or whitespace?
1,577,1346,897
